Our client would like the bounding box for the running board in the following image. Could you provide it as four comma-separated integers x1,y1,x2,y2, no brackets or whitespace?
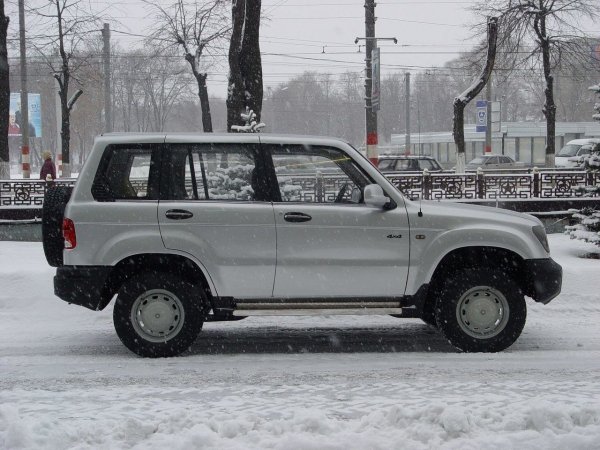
232,308,402,316
232,300,402,316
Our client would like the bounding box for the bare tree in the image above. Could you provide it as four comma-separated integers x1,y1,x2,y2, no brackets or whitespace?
148,0,229,133
474,0,599,167
453,17,498,173
0,0,9,179
227,0,263,131
29,0,104,176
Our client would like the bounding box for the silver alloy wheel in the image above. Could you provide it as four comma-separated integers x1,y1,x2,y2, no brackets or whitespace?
130,289,185,343
456,286,509,339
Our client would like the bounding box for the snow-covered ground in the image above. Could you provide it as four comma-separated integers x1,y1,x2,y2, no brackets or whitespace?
1,234,600,449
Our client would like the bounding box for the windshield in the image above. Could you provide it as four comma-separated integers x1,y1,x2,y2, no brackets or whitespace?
468,157,486,165
557,144,581,157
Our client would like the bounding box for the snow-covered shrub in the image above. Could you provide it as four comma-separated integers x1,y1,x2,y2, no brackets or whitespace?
565,207,600,247
206,164,254,200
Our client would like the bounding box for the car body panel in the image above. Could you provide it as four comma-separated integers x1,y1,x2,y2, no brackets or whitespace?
158,201,277,298
272,202,410,298
63,133,554,304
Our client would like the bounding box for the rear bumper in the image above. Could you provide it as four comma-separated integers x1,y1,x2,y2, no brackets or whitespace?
54,266,112,310
523,258,562,304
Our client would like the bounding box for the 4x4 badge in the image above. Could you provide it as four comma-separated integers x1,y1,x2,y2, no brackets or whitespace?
387,234,402,239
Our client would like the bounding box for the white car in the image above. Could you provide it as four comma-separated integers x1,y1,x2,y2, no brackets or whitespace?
555,139,600,168
42,133,562,357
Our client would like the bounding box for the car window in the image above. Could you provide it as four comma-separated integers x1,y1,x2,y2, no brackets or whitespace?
397,159,420,170
500,156,511,164
420,159,436,170
578,146,592,156
93,145,157,201
166,144,265,201
557,144,581,157
268,144,371,204
378,159,396,171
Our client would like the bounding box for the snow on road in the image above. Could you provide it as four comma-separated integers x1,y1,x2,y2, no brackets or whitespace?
1,234,600,449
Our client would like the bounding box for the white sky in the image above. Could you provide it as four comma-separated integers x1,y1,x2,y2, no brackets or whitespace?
82,0,481,97
5,0,599,98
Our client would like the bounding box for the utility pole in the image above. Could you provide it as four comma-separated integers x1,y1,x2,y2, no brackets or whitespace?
18,0,29,178
102,23,112,133
364,0,377,165
405,72,411,154
485,73,492,153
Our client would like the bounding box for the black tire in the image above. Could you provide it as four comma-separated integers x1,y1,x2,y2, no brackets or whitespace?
42,185,73,267
435,268,526,352
113,272,207,358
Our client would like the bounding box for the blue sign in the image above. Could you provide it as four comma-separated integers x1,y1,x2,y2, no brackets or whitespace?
476,100,487,132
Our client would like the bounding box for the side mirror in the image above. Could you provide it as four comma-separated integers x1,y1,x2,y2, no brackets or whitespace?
364,184,390,209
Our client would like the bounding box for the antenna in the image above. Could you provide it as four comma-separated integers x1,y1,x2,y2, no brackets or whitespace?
419,168,428,217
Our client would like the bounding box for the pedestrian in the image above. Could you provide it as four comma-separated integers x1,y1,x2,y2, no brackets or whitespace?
40,151,57,181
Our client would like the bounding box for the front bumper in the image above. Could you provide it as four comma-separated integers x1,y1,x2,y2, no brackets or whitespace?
523,258,562,304
54,265,112,310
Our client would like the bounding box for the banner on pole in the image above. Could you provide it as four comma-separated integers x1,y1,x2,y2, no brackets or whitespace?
9,93,42,138
371,47,380,112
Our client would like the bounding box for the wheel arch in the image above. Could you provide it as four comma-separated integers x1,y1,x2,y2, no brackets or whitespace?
420,245,527,319
97,253,215,311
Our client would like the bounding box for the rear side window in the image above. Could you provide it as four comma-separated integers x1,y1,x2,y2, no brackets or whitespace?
92,145,158,201
165,143,268,201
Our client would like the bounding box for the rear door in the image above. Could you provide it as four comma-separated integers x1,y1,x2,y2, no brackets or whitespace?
265,143,410,299
157,141,276,299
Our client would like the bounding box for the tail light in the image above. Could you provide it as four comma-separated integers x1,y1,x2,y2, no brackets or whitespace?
63,218,77,249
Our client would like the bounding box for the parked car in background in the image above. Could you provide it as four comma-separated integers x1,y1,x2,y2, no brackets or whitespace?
378,155,443,172
555,139,600,168
465,155,525,171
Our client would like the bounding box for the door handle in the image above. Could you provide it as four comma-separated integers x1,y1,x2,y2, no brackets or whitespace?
165,209,193,220
284,212,312,223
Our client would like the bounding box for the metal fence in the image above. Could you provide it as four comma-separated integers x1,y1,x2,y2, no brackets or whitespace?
0,179,75,208
1,169,599,208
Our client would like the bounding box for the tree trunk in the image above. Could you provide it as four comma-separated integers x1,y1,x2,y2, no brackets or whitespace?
239,0,262,121
196,74,213,132
61,89,71,176
539,15,556,167
0,2,9,179
227,0,263,131
452,17,497,173
227,0,246,131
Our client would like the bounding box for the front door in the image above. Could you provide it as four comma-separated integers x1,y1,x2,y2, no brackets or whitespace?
158,141,276,299
265,143,410,299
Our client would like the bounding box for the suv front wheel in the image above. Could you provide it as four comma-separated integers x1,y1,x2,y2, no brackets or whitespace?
113,272,206,357
435,269,526,352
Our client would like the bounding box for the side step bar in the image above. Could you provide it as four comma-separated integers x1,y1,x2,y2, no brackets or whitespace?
231,299,402,316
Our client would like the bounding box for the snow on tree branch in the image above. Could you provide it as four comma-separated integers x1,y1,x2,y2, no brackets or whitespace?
231,107,265,133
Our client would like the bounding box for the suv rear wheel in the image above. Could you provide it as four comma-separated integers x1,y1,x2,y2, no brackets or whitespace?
435,269,526,352
113,272,206,357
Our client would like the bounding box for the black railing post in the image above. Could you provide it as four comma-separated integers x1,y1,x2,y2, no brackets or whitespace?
476,168,485,199
422,169,431,200
533,167,540,197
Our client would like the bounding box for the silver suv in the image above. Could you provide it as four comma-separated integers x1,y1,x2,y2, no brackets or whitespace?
43,133,562,357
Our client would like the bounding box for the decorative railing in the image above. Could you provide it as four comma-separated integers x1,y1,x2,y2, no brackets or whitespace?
0,179,76,208
385,169,600,201
1,169,599,209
